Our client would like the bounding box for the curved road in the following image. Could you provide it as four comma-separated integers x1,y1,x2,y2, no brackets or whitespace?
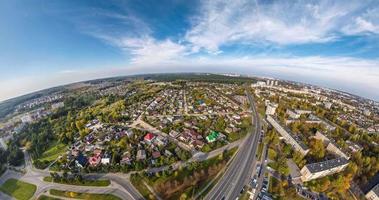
205,91,262,200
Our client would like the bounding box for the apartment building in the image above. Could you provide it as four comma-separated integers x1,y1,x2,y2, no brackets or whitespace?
300,157,349,182
266,103,278,115
366,183,379,200
314,131,350,160
267,115,309,155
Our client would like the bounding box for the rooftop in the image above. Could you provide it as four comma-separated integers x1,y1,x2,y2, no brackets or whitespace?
305,157,349,173
268,115,309,151
370,183,379,195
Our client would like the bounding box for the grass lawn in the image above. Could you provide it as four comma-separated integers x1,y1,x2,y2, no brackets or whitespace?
38,141,67,162
0,179,36,200
49,189,121,200
43,176,110,187
37,195,62,200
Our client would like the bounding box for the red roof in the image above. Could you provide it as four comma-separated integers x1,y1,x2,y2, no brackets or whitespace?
144,133,155,141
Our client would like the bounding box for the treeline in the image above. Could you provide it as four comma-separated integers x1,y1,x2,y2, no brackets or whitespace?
0,141,24,168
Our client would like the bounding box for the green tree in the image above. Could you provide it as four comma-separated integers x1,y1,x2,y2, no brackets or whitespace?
309,138,325,160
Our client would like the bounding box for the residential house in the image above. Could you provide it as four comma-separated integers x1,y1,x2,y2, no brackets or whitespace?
154,135,168,146
169,130,180,138
120,152,132,165
101,153,111,165
144,133,155,144
89,155,101,166
152,151,161,159
137,150,146,161
206,131,220,143
75,154,87,168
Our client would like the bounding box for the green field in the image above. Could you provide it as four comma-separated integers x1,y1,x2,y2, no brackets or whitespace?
0,179,36,200
38,141,67,162
43,176,111,187
49,189,121,200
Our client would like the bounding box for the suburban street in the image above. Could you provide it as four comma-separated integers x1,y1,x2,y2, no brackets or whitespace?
205,91,262,200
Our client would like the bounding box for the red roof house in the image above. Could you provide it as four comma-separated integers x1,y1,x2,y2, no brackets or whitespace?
144,133,155,143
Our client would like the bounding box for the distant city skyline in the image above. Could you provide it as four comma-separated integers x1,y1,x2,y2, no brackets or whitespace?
1,0,379,101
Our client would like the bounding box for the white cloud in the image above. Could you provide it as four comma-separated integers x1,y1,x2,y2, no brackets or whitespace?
115,36,188,64
185,0,376,53
342,7,379,35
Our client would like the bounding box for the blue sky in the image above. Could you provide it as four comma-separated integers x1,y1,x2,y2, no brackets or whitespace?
1,0,379,101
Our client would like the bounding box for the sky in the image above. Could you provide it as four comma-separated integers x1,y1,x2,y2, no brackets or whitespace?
1,0,379,101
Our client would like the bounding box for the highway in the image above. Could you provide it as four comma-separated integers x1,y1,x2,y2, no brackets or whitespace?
205,91,262,200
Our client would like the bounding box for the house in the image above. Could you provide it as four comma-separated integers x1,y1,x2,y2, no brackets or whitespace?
164,150,173,157
191,139,204,149
101,153,111,165
137,150,146,160
121,156,132,165
120,152,132,165
206,131,220,143
85,134,95,144
126,129,134,137
154,135,168,146
89,155,101,166
152,151,161,159
93,149,102,157
71,149,80,157
169,130,180,138
85,144,94,152
75,154,88,168
187,129,203,140
144,133,155,144
225,127,233,134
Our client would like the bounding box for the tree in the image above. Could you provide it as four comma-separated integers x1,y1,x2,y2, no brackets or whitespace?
309,138,325,160
292,151,306,168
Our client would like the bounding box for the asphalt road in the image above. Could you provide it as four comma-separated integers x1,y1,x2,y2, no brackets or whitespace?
205,91,262,200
